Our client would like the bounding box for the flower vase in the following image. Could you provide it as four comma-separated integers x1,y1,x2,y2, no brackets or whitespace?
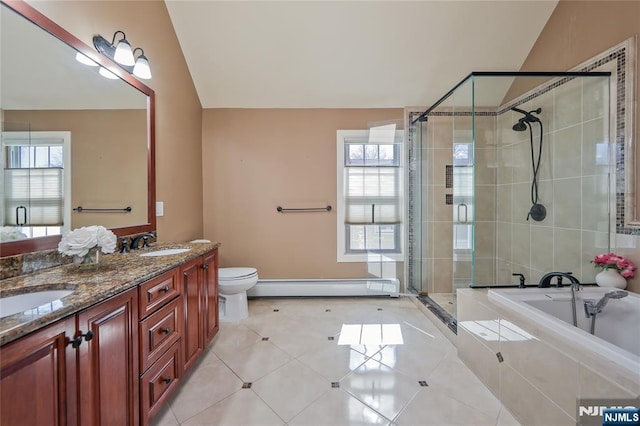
74,247,101,269
595,268,627,289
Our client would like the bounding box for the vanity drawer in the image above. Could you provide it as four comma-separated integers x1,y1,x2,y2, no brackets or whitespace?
141,340,181,424
139,270,179,318
139,297,181,372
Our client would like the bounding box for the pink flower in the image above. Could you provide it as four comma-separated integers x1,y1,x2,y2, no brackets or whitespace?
591,252,636,278
621,268,634,278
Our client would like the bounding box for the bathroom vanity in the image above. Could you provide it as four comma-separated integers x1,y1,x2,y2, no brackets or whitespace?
0,242,220,426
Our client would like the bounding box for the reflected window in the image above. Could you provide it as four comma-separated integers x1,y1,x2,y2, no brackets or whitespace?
338,324,404,346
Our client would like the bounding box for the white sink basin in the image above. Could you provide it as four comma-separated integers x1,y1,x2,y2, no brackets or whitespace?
0,290,73,318
140,248,190,257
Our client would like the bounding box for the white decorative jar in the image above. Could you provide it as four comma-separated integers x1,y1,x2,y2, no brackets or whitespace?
595,268,627,289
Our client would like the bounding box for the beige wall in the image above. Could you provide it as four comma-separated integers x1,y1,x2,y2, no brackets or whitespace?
5,109,147,229
517,0,640,293
202,108,403,279
27,0,204,243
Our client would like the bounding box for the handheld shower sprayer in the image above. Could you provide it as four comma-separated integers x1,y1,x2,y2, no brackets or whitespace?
511,106,546,221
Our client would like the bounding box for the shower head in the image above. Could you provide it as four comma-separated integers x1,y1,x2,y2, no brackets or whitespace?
512,119,528,132
511,106,542,131
604,290,628,299
595,290,628,311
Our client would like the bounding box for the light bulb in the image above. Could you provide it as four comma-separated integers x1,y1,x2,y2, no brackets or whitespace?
75,52,98,66
133,55,152,80
99,67,119,80
113,39,135,66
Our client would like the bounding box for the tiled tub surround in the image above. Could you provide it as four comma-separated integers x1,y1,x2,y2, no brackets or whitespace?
493,76,613,287
457,288,640,425
0,241,220,346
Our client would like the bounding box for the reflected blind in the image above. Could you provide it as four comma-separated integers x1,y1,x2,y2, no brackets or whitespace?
3,168,64,226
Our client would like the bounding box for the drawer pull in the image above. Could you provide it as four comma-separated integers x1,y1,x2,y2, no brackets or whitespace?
160,286,170,293
160,327,172,334
71,330,94,348
161,376,172,384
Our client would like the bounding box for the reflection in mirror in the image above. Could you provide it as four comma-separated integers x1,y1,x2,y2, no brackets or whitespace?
0,0,155,256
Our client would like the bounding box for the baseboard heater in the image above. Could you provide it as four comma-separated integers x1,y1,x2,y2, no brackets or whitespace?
247,278,400,298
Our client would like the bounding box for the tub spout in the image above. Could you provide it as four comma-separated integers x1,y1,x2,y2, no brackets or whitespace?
538,271,580,288
539,272,581,326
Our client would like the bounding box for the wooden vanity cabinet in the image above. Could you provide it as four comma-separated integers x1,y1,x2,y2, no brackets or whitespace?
0,316,77,426
77,288,139,426
0,248,219,426
138,270,183,426
181,249,219,372
0,287,138,426
203,250,219,346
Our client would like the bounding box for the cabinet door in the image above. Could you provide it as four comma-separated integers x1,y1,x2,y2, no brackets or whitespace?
203,249,219,346
77,288,139,426
0,317,76,426
180,257,203,371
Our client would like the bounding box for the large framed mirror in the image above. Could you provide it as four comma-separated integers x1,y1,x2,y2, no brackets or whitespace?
0,0,156,257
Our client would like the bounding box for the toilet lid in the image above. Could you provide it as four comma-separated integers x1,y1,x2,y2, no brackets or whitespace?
219,267,257,280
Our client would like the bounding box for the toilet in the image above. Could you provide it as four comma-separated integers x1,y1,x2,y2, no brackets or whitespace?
218,267,258,322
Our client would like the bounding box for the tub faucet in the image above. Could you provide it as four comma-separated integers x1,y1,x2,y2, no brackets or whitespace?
538,271,579,289
512,273,526,288
539,272,581,326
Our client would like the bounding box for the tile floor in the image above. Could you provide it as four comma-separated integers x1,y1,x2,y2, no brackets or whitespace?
151,297,520,426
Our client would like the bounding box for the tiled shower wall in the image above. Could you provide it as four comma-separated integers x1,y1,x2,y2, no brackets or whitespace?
494,77,611,285
422,116,454,293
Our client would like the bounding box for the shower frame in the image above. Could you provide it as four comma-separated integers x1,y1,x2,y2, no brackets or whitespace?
407,71,613,305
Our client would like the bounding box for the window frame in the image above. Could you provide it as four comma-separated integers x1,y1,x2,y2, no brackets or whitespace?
336,129,404,263
1,131,71,237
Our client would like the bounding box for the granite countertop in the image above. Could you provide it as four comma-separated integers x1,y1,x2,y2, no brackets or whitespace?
0,241,220,346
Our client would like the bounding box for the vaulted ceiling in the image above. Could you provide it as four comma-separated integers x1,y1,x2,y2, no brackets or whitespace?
165,1,558,109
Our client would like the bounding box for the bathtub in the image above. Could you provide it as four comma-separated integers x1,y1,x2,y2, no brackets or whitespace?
488,287,640,378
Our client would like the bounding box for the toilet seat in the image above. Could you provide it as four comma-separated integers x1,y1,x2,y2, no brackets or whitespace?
219,267,257,281
219,268,258,288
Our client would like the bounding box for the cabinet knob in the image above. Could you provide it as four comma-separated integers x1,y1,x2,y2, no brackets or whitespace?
161,377,172,384
70,330,94,348
202,264,209,270
160,327,172,334
160,286,170,293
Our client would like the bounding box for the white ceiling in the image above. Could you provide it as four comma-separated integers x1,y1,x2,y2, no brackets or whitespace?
165,0,558,109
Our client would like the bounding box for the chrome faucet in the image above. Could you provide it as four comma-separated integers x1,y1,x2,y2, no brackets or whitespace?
539,272,581,326
583,290,628,334
130,232,157,250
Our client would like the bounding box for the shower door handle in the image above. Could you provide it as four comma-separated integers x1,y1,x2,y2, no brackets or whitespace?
457,204,468,223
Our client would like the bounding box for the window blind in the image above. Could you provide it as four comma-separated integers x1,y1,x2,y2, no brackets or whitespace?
3,168,64,226
344,166,401,224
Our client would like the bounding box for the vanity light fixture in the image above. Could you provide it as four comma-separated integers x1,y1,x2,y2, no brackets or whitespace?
93,30,152,80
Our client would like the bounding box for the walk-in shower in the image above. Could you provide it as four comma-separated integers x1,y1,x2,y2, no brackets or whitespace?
407,71,613,321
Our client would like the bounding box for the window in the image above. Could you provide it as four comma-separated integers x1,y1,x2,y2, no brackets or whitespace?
453,142,473,251
337,128,403,262
1,132,71,239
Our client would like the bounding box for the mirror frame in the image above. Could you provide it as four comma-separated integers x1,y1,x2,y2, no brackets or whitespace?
0,0,156,257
